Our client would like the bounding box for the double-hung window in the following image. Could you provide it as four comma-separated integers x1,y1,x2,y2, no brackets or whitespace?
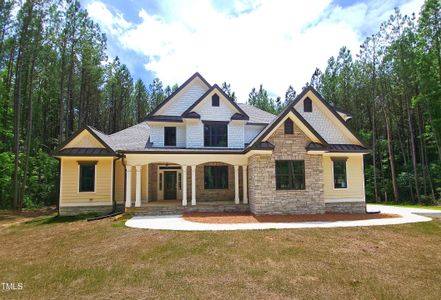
204,166,228,189
78,161,96,192
164,127,176,146
275,160,305,190
204,122,228,147
333,158,347,189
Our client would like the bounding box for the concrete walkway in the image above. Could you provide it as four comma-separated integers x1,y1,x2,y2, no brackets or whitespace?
125,204,441,231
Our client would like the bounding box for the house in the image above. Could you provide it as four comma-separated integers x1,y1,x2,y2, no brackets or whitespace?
53,72,369,216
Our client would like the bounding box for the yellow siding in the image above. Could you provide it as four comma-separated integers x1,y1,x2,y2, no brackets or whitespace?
60,157,113,204
114,159,125,204
323,155,365,200
63,130,105,149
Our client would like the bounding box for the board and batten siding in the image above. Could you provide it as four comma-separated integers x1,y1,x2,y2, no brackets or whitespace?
322,155,365,202
60,157,113,205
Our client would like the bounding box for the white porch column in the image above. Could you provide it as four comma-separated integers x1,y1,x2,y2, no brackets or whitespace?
191,165,196,205
145,164,149,203
242,165,248,204
182,165,188,206
125,166,132,208
135,165,141,207
234,165,240,204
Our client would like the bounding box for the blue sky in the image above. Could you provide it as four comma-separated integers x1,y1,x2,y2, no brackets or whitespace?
80,0,424,101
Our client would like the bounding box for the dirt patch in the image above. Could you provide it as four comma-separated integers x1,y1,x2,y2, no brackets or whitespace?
0,206,57,227
183,212,400,224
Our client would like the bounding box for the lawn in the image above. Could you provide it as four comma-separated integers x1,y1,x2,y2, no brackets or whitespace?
376,203,441,210
1,211,441,299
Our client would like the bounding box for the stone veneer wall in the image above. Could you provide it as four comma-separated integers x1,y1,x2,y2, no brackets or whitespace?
325,202,366,213
248,123,325,215
192,162,242,202
59,205,113,216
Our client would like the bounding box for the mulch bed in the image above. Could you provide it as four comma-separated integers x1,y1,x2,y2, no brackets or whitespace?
183,212,400,224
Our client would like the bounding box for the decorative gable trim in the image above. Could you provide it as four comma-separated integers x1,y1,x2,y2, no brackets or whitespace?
143,72,211,120
248,105,329,150
292,86,366,147
52,126,116,156
181,84,249,120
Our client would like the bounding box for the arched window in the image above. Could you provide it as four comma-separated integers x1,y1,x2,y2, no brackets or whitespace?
304,98,312,112
212,93,220,106
284,118,294,134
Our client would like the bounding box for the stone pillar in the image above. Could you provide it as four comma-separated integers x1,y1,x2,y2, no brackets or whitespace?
191,165,196,206
242,165,248,204
125,166,132,208
135,165,141,207
182,165,187,206
234,165,239,204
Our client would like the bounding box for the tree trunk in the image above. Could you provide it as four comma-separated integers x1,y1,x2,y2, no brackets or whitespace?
384,108,399,202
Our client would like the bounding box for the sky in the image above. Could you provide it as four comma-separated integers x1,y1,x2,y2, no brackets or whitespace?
80,0,425,102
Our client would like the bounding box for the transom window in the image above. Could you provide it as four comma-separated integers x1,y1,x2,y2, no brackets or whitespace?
204,166,228,189
333,158,347,189
212,93,220,106
276,160,305,190
284,118,294,134
204,122,228,147
78,162,96,192
304,98,312,112
164,127,176,146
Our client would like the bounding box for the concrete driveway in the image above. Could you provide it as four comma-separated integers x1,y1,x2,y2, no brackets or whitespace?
125,204,441,231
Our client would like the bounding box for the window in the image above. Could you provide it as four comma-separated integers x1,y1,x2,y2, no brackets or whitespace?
212,93,220,106
164,127,176,146
204,122,228,147
284,118,294,134
333,158,347,189
78,162,96,192
276,160,305,190
159,173,163,191
304,98,312,112
204,166,228,189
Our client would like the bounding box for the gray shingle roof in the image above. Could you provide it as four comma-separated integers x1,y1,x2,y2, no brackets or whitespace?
108,123,150,151
237,103,276,124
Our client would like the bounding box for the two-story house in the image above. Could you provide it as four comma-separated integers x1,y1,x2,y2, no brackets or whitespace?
53,72,369,216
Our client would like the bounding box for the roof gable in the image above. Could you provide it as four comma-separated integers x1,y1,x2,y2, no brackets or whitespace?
146,72,211,119
292,87,365,146
53,126,116,156
182,84,249,120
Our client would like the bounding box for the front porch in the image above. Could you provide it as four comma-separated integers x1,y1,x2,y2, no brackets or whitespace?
126,200,250,215
123,154,250,213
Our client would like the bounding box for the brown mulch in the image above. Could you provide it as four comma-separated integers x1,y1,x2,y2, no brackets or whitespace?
183,212,400,224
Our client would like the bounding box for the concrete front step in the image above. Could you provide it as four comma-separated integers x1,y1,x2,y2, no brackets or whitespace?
127,203,250,216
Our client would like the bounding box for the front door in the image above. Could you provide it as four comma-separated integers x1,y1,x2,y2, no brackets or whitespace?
163,171,177,200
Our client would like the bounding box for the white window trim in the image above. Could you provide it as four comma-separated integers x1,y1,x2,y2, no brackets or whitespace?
332,158,348,190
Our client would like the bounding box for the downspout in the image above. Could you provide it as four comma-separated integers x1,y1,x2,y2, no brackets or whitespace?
112,155,122,213
55,157,61,216
121,153,127,211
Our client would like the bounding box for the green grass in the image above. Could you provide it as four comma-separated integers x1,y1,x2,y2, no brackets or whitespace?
375,203,441,210
1,210,441,299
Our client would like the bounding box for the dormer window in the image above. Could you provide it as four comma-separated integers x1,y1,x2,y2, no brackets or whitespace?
212,93,220,106
304,98,312,112
164,127,176,146
284,118,294,134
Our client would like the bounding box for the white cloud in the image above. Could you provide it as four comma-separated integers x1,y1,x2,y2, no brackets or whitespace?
86,0,425,102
